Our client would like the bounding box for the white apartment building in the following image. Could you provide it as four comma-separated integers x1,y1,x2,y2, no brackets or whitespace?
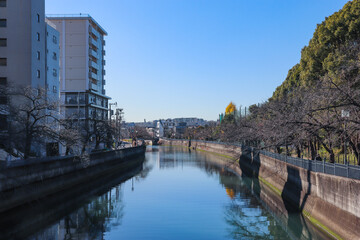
46,15,110,131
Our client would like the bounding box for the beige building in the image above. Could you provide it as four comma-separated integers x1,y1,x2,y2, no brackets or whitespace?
46,15,110,130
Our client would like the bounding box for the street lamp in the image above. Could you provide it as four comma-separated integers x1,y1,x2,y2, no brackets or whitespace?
341,110,350,164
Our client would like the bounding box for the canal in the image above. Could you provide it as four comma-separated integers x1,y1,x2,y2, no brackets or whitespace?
1,146,330,240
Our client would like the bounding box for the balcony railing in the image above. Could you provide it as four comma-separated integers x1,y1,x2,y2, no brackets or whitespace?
88,71,98,81
89,37,98,48
89,48,98,59
89,25,99,38
89,60,98,70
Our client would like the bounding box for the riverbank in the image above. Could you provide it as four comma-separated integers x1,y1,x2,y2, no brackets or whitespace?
160,139,360,240
0,146,146,213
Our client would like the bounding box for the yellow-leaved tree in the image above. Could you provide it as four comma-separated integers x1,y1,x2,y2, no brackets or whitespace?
225,102,236,115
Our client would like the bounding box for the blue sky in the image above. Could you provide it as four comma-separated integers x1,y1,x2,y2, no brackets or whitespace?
46,0,350,122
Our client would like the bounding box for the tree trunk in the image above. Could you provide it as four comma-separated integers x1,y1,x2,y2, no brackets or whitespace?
309,140,316,160
24,132,32,159
296,146,301,158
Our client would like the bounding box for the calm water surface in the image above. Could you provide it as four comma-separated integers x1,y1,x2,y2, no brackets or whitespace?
19,146,329,239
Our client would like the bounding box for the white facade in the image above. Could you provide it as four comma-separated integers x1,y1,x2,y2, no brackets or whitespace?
46,15,110,124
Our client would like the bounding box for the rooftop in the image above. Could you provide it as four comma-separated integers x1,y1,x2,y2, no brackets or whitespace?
46,14,108,35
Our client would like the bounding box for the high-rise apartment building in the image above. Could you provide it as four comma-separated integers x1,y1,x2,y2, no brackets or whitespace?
46,15,110,130
0,0,61,156
45,20,60,103
0,0,46,90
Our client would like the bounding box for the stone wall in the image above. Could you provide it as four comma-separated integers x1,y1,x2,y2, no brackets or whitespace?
161,139,360,239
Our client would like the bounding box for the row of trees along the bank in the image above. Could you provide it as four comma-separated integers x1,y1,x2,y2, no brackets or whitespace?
185,0,360,165
0,85,120,159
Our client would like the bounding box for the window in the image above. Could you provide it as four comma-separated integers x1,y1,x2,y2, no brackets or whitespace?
0,77,6,85
0,0,5,8
36,32,40,41
36,70,40,78
52,69,57,77
52,52,57,60
0,58,6,66
37,14,40,23
0,38,6,47
52,86,57,93
36,51,40,60
52,35,57,44
0,95,7,104
0,115,7,130
0,19,6,27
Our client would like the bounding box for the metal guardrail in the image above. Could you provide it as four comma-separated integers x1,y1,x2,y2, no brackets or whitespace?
162,138,360,180
257,149,360,180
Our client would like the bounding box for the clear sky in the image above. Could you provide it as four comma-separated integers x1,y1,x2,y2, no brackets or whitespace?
46,0,350,122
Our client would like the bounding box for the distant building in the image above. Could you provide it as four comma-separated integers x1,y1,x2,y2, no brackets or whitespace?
47,15,110,130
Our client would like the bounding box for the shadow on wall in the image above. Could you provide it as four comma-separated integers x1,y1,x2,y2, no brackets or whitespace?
281,165,314,239
239,148,317,239
238,148,262,199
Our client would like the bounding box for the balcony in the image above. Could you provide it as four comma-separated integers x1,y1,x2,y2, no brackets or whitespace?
102,60,106,66
89,60,98,70
89,37,98,48
89,25,99,39
88,71,98,81
102,79,106,85
89,48,98,59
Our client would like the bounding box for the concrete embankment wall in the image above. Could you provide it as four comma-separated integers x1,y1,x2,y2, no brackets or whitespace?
161,139,360,240
0,146,145,212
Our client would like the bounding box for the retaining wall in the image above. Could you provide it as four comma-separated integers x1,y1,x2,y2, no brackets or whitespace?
0,146,145,212
161,139,360,240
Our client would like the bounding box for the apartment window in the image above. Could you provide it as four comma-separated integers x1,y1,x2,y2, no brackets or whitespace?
52,52,57,60
52,69,57,77
0,38,6,47
0,0,5,7
0,115,7,130
0,19,6,27
0,58,6,66
52,86,57,93
0,77,6,85
36,32,40,41
36,70,40,78
53,35,57,44
37,14,40,23
36,51,40,60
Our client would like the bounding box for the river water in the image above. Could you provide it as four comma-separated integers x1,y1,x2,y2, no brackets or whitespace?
4,146,330,240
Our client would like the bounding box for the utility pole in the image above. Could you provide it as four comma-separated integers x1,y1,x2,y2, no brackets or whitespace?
109,102,117,147
116,108,124,144
341,110,350,164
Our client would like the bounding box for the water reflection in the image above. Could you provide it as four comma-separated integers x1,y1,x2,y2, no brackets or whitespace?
3,146,330,240
0,161,143,240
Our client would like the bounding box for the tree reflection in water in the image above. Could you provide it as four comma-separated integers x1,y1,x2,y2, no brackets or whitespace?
28,185,125,240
